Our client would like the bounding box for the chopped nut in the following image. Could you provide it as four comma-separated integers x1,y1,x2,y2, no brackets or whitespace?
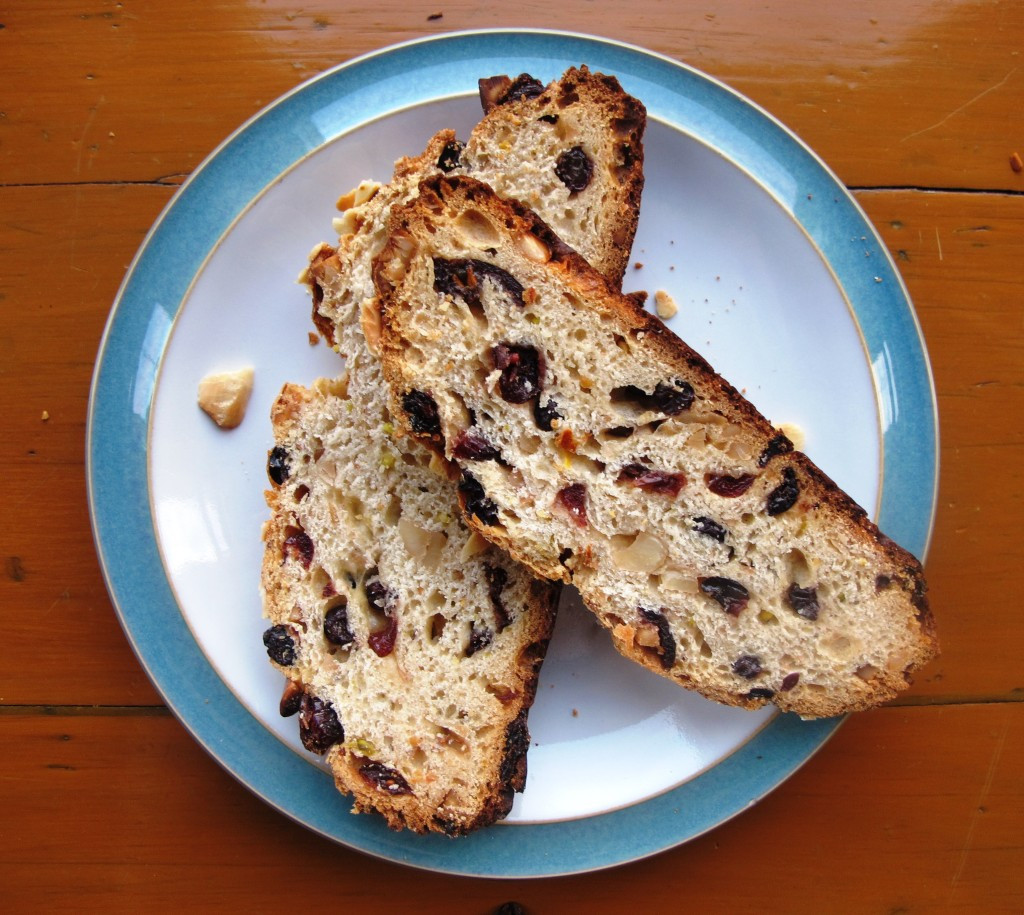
360,299,383,355
398,519,447,567
654,289,678,319
779,422,806,451
517,231,551,264
1011,151,1023,173
40,410,50,422
611,531,668,573
197,367,254,429
336,179,380,211
460,531,491,560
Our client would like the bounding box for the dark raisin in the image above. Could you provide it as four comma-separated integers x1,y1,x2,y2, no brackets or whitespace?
555,483,588,527
323,604,355,646
785,583,820,621
766,467,800,515
267,446,290,485
639,607,677,669
693,516,728,543
453,429,501,461
875,574,892,591
699,576,750,616
493,343,542,403
746,688,775,700
459,471,500,526
533,398,563,431
758,433,794,467
498,709,530,787
433,257,525,308
501,73,545,105
484,564,511,630
279,680,304,717
436,139,464,172
282,529,314,568
617,463,687,497
706,472,756,497
466,622,494,656
358,760,412,795
365,579,395,613
732,654,763,679
401,389,442,438
781,672,800,691
555,145,594,193
558,548,574,566
650,380,695,415
611,380,694,416
298,693,343,754
263,625,296,666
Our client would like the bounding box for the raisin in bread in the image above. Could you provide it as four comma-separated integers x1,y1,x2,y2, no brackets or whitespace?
310,65,645,350
261,377,557,835
374,175,940,720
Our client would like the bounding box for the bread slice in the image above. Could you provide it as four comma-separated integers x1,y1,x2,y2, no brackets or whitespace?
261,377,557,835
374,174,940,720
310,65,645,350
260,69,646,834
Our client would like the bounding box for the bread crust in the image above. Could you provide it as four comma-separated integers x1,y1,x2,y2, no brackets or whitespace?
375,174,939,720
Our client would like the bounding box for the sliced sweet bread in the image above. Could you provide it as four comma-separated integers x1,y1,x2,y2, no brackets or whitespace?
373,174,940,720
310,65,646,350
260,69,647,834
261,376,557,835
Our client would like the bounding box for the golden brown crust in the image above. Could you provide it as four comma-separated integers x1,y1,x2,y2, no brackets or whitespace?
374,174,938,720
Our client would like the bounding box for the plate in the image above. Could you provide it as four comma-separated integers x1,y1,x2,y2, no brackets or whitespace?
87,30,937,877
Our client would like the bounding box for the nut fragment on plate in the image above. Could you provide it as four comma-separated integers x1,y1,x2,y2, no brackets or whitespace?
198,367,254,428
654,289,678,319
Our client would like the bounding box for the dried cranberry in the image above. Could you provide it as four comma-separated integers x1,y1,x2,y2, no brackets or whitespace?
466,622,494,656
298,693,343,754
323,604,355,646
433,257,525,308
358,760,412,795
453,430,501,461
484,564,511,630
555,483,588,527
282,529,314,568
699,576,750,616
766,467,800,515
279,680,303,717
436,139,464,172
732,654,763,679
639,607,676,669
785,583,820,621
459,471,500,526
555,146,593,193
617,463,686,497
758,433,794,467
493,343,542,403
263,625,296,666
368,614,398,658
706,472,756,497
693,516,728,543
533,398,562,431
267,446,290,485
401,389,442,438
781,672,800,691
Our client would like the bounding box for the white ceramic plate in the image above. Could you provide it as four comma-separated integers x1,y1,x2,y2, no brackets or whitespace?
89,30,937,877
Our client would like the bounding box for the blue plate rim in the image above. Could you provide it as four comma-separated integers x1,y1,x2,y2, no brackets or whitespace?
86,28,936,878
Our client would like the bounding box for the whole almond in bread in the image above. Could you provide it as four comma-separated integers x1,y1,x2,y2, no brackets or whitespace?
374,174,939,720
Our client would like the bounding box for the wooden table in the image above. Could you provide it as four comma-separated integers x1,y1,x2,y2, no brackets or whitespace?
4,2,1022,910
